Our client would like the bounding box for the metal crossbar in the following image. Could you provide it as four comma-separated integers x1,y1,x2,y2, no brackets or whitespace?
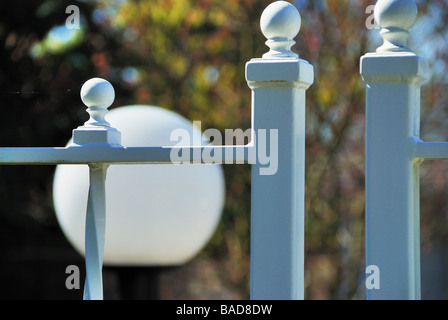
0,146,252,165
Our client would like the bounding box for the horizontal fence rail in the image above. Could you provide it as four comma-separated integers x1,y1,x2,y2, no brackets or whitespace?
0,145,253,165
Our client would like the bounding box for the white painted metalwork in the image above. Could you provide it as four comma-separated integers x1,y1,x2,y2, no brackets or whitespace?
7,0,445,301
0,1,313,300
74,78,119,300
247,1,313,300
53,105,226,267
83,163,108,300
360,0,447,299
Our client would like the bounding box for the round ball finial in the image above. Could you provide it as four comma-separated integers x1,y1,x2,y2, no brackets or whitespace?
374,0,418,52
81,78,115,109
80,78,115,127
260,1,301,59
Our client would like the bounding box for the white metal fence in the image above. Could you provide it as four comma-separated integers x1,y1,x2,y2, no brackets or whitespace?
361,0,437,300
1,0,439,300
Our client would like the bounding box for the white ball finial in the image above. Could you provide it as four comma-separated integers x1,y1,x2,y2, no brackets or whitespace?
260,1,301,59
374,0,418,52
80,78,115,127
73,78,121,146
81,78,115,109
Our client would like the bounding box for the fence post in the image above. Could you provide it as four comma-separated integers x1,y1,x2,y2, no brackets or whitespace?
246,1,313,299
74,78,122,300
360,0,428,299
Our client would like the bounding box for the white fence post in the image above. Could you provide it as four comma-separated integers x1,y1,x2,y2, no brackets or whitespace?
246,1,313,300
360,0,428,299
73,78,122,300
83,163,108,300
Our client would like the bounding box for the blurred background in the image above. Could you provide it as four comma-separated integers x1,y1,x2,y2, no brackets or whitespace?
1,0,448,299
